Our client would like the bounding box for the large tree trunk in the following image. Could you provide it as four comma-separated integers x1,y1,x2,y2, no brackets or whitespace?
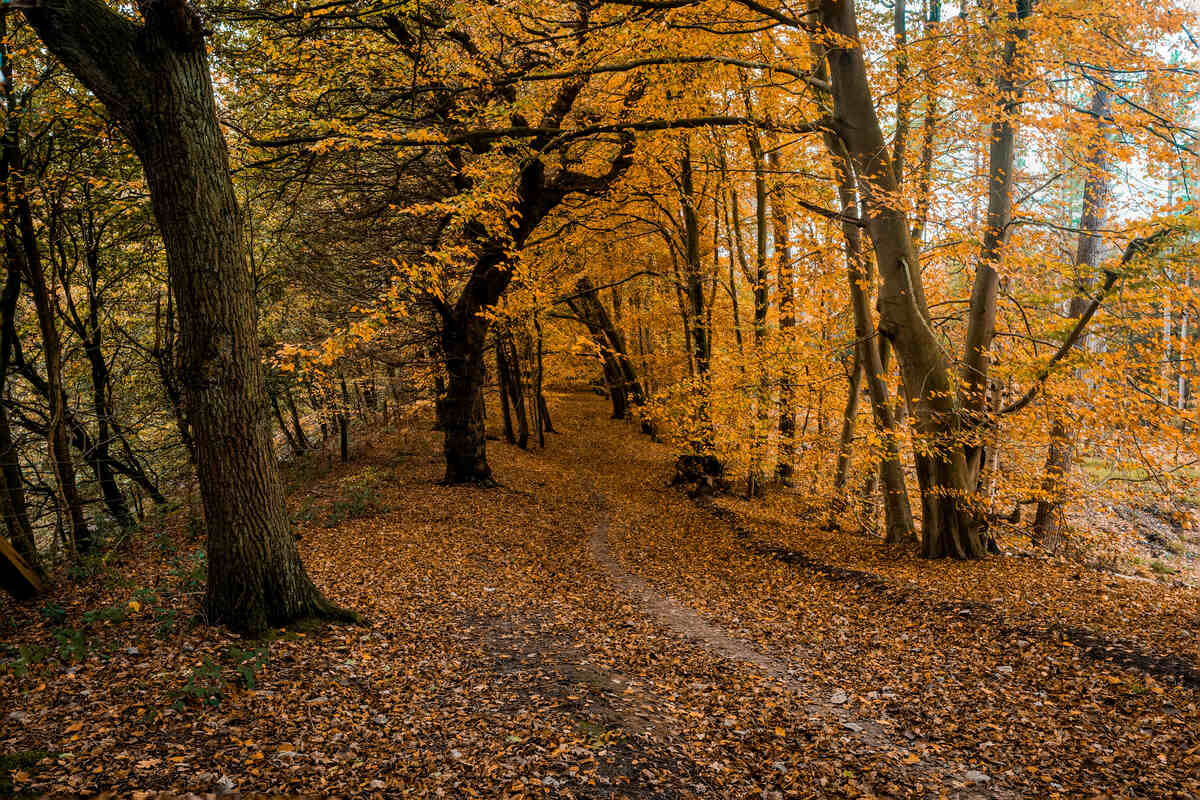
24,0,347,632
818,0,985,558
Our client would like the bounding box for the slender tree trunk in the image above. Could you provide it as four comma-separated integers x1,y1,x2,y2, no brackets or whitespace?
2,77,92,553
283,386,312,451
338,374,350,463
497,330,529,449
70,229,135,529
958,0,1032,489
829,354,864,521
746,120,770,498
496,339,516,444
680,140,713,454
770,148,796,484
0,64,36,568
271,391,300,455
1032,87,1111,549
566,277,648,427
533,311,551,443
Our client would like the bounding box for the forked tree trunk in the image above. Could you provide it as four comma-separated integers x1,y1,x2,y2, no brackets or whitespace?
24,0,348,632
818,0,985,558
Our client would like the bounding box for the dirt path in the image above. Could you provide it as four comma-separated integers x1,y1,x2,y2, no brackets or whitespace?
585,479,1017,799
3,391,1197,798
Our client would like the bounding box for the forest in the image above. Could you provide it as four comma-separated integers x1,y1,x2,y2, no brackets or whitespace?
1,0,1199,796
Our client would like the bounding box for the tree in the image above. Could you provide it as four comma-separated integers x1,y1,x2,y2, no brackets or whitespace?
22,0,347,632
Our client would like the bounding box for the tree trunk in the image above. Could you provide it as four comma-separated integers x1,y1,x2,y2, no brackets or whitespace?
829,148,916,544
958,0,1033,488
566,277,648,426
66,223,136,529
746,119,770,499
818,0,984,557
271,391,300,455
2,77,92,553
283,386,312,451
440,311,493,484
24,0,347,632
0,76,36,568
1032,87,1111,549
830,354,864,522
770,148,796,484
496,330,529,449
338,374,350,463
496,340,516,444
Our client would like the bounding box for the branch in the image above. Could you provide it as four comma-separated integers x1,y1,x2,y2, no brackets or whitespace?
999,227,1178,415
553,270,662,305
20,0,149,119
519,56,829,92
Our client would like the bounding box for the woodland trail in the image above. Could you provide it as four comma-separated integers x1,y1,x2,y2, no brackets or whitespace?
2,392,1198,798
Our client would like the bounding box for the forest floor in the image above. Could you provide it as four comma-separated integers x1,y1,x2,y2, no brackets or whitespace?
2,392,1199,798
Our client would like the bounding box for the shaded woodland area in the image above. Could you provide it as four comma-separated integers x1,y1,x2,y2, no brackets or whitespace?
2,0,1200,796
